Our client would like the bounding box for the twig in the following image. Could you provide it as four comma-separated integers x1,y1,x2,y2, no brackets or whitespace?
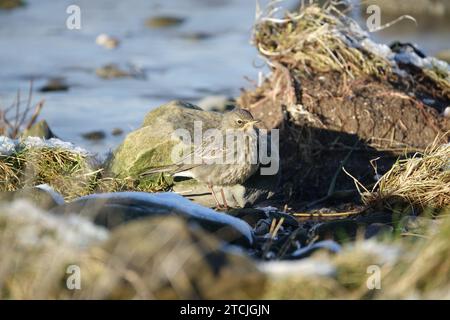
293,209,364,218
327,139,359,196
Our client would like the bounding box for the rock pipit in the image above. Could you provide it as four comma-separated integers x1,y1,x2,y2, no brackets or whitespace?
141,108,260,209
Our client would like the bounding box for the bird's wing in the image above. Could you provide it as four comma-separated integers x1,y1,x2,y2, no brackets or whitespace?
140,135,227,177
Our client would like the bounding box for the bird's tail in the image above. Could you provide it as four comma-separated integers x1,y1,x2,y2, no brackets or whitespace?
140,164,179,177
140,163,198,177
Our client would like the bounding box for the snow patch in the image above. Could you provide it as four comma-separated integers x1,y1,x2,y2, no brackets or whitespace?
0,136,17,156
0,136,91,156
22,137,90,155
259,259,336,277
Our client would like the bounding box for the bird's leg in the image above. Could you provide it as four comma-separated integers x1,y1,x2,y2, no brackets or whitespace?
220,188,229,210
207,184,222,209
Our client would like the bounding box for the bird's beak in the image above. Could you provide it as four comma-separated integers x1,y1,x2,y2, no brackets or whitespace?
244,120,260,128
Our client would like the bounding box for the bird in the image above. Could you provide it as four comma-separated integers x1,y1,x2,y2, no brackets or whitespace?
141,108,261,209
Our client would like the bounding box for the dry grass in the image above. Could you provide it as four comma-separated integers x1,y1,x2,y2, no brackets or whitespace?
362,137,450,211
253,2,392,79
264,212,450,299
0,82,45,139
0,203,262,299
0,145,172,200
0,145,97,200
0,155,22,192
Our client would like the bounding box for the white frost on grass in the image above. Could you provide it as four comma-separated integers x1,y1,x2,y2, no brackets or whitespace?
339,14,450,81
22,136,90,155
259,259,336,278
361,38,394,60
0,136,91,156
0,136,17,156
0,200,109,248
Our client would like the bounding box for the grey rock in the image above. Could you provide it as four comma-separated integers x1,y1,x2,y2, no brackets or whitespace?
145,16,185,28
39,78,69,92
288,240,341,260
111,128,123,136
50,191,255,247
81,130,106,141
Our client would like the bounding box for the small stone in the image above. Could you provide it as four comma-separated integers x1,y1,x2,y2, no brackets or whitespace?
96,64,130,79
145,16,185,28
96,34,120,49
111,128,124,136
81,130,106,141
21,120,57,139
39,78,69,92
443,106,450,118
181,32,213,41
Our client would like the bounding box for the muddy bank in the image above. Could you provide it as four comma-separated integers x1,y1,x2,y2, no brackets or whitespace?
238,4,450,206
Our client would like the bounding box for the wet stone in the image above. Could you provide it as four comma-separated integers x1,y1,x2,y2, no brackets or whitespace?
145,16,185,28
287,240,342,260
111,128,124,136
82,130,106,141
364,223,394,239
39,78,69,92
96,64,131,79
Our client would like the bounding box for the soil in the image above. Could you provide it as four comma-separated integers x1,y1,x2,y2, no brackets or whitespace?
238,69,450,208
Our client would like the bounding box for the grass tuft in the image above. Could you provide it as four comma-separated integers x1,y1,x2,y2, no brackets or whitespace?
363,137,450,211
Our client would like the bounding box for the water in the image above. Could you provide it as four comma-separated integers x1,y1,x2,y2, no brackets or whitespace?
1,0,448,156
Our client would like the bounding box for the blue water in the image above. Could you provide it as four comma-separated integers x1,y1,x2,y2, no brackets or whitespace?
1,0,448,155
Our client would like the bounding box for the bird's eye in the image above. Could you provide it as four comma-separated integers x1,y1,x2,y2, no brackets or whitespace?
236,119,243,125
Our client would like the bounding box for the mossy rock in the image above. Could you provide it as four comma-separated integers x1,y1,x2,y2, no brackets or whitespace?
109,100,221,178
21,120,57,139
